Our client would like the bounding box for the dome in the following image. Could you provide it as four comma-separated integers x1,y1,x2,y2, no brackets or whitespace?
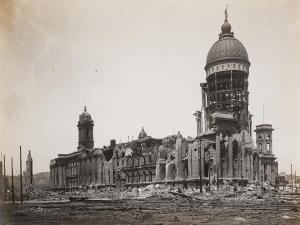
205,10,249,68
206,36,249,67
79,106,92,121
138,127,148,140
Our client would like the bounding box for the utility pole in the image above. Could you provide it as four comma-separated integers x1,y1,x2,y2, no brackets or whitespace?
199,139,202,193
20,146,23,204
291,164,293,195
11,157,15,204
3,155,6,201
208,148,211,191
295,170,297,194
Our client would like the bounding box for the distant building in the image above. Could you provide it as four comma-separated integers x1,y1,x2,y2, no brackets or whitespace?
50,10,278,191
24,150,33,192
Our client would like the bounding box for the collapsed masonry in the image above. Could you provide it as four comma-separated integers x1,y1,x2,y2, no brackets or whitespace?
50,10,278,191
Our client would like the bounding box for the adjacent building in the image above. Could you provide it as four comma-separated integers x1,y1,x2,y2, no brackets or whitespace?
50,10,278,191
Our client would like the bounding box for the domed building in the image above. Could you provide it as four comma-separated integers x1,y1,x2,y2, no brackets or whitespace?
190,8,278,186
202,10,251,132
49,9,278,192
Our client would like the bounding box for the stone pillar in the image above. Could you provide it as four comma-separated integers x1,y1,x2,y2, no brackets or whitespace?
267,163,271,182
262,163,265,182
200,142,205,178
53,167,56,187
109,161,114,184
52,167,55,188
258,158,262,182
154,161,161,181
195,111,202,137
80,160,83,184
241,147,245,178
91,157,95,184
228,135,233,178
175,137,183,181
96,157,100,183
83,159,87,184
165,161,174,181
58,166,62,188
249,153,253,180
216,133,221,179
187,141,200,180
62,165,66,187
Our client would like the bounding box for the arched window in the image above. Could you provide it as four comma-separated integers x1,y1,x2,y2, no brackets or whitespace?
258,136,262,141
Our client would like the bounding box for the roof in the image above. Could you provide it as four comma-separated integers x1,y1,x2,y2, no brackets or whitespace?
79,106,92,122
138,127,148,140
205,12,249,68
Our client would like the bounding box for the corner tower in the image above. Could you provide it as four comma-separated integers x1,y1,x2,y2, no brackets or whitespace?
77,106,94,150
201,8,251,133
255,124,273,154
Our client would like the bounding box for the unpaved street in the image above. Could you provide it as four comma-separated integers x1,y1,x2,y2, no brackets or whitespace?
1,194,300,225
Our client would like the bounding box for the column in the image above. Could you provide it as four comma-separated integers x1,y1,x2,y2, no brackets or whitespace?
91,157,95,183
187,142,200,179
216,133,221,179
200,142,205,178
237,147,241,177
258,158,262,182
62,165,66,187
58,166,62,188
109,161,113,184
175,137,183,181
241,147,245,178
228,135,233,178
86,158,90,184
154,161,161,181
267,163,271,182
99,157,103,184
250,153,253,180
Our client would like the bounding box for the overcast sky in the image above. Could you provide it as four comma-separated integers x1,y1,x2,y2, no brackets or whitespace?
0,0,299,174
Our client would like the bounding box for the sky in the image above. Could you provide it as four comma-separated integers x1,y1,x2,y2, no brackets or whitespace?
0,0,299,174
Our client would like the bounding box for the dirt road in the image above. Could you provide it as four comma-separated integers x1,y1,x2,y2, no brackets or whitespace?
1,194,300,225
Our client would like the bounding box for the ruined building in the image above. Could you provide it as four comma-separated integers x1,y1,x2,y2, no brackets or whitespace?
50,11,278,191
24,150,33,192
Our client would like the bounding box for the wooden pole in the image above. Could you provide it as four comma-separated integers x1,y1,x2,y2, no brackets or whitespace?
208,150,211,191
3,155,6,201
20,146,23,204
11,157,15,204
291,164,293,194
295,170,297,194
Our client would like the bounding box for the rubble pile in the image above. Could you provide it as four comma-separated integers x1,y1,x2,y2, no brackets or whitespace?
120,184,176,199
24,180,298,204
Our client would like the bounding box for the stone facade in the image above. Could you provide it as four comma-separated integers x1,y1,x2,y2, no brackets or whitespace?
50,12,278,191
